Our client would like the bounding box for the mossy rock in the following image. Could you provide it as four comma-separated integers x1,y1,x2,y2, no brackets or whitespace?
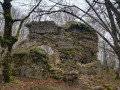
103,84,113,90
63,21,92,32
30,46,48,63
60,48,80,61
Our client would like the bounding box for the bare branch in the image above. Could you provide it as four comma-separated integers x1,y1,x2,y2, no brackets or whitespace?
48,0,62,11
98,45,115,54
15,0,42,38
81,0,98,18
13,19,21,22
85,0,118,45
48,0,116,42
0,1,3,5
93,0,105,4
62,10,115,51
0,12,4,15
105,0,120,28
48,0,106,29
105,0,120,41
44,0,118,44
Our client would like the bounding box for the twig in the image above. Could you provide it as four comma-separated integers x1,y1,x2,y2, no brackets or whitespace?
13,19,21,22
0,1,3,5
0,12,4,15
15,0,42,38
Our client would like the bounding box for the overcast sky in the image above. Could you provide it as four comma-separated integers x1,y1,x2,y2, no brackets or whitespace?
10,0,87,14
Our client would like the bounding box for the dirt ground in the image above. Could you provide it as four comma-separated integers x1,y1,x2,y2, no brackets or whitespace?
0,71,120,90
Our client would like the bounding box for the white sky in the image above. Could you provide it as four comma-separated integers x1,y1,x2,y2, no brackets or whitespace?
0,0,88,17
10,0,87,14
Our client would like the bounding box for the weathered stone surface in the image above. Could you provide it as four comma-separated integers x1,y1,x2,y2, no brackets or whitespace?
11,21,99,82
26,21,60,34
38,45,54,55
11,47,51,79
22,21,98,64
76,61,100,75
58,40,73,49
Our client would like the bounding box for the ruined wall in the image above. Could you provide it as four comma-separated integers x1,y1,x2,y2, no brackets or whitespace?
26,21,60,34
17,21,98,64
58,40,73,49
10,21,99,81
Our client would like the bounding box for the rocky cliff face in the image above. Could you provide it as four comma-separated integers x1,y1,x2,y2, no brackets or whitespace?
10,21,99,82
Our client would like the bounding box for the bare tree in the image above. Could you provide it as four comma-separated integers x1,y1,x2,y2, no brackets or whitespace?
0,0,42,82
49,7,79,25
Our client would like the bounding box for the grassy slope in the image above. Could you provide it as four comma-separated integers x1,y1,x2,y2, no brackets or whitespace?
0,70,120,90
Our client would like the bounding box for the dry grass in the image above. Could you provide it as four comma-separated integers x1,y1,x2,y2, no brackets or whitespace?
0,71,120,90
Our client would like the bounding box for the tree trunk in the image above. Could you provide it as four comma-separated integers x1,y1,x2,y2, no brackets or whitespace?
103,54,109,72
1,46,12,82
102,42,109,72
116,54,120,79
0,0,14,82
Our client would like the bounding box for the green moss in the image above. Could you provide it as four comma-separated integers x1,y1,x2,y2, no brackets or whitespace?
42,72,48,78
5,40,11,44
107,87,112,90
63,21,92,33
67,23,90,32
11,80,19,84
1,36,18,46
42,34,49,38
103,84,109,87
103,84,113,90
12,46,52,69
2,61,12,82
60,48,78,59
41,58,53,70
9,76,14,82
28,33,36,40
50,67,63,72
5,12,13,21
30,51,48,64
30,46,53,70
31,46,45,51
10,36,18,43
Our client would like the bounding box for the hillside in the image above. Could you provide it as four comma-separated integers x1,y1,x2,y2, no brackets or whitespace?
0,72,120,90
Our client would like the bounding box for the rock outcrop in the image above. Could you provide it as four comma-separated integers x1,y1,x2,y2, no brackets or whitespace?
11,21,99,82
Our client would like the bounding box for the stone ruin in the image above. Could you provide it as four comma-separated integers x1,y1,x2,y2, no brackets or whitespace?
3,21,100,83
25,21,98,63
26,21,60,34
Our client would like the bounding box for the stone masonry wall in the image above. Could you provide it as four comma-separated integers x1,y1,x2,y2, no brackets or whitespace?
10,21,99,81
